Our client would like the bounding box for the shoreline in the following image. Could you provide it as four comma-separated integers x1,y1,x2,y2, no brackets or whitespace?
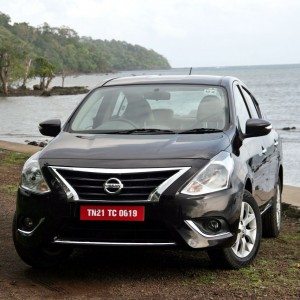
0,140,299,208
0,86,90,97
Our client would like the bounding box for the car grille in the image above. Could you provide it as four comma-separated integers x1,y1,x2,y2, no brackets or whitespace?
54,168,180,201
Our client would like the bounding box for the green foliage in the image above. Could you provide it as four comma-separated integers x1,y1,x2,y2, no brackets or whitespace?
0,12,10,27
0,183,18,196
0,11,170,83
0,151,29,166
0,24,32,93
34,57,55,78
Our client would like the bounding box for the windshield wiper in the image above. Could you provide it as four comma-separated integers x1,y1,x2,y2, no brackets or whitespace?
108,128,176,134
179,128,223,134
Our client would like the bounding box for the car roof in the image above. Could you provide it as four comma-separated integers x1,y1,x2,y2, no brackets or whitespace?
102,75,237,87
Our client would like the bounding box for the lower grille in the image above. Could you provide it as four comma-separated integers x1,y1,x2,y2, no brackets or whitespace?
57,220,176,244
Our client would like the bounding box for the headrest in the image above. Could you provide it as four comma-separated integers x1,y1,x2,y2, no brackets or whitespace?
197,95,224,120
123,97,152,125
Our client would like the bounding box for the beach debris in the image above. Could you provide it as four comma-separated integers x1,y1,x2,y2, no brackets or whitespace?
25,140,48,147
282,126,296,130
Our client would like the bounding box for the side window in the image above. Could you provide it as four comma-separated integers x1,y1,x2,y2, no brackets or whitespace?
233,84,250,134
241,87,259,118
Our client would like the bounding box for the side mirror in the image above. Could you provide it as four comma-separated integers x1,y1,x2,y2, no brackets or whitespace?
245,119,272,138
39,119,61,137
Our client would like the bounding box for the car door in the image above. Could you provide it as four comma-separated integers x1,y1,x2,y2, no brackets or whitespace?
233,83,269,206
240,86,275,203
241,87,279,200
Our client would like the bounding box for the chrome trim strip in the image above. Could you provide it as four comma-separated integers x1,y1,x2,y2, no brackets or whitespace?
53,239,177,246
260,202,272,215
50,166,188,174
20,185,51,195
184,220,231,238
49,166,190,203
266,125,273,130
148,167,190,202
17,218,45,237
49,167,79,200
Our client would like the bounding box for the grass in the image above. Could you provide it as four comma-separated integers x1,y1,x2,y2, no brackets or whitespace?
0,184,19,196
196,272,216,284
0,150,30,166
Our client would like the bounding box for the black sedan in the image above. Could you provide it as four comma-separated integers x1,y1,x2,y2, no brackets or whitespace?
13,75,283,269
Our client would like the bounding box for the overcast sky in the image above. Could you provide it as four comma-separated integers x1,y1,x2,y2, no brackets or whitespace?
0,0,299,67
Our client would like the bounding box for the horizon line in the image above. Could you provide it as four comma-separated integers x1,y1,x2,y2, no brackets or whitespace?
171,62,300,70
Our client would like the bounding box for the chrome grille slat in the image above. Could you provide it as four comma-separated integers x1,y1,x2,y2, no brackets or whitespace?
73,185,157,190
79,192,150,196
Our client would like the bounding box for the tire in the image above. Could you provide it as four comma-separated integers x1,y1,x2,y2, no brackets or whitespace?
262,182,282,238
12,213,72,268
207,191,262,269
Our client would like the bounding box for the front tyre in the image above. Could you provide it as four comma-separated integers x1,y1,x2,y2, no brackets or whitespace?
262,183,282,238
207,191,262,269
12,213,72,268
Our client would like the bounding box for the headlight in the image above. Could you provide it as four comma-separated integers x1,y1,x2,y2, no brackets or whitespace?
181,152,234,195
21,152,50,194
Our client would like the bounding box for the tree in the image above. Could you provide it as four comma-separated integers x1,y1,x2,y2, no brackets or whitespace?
0,12,10,28
0,12,170,93
0,26,29,94
33,57,55,91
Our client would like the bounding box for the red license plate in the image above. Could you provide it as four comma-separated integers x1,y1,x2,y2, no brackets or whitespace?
80,205,145,221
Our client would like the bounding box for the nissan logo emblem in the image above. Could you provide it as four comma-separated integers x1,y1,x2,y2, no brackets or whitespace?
103,178,123,194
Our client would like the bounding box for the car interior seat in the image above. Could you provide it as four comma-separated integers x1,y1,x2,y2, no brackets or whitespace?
196,95,226,129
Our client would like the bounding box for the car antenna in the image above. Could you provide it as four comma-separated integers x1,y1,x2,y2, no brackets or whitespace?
189,67,193,75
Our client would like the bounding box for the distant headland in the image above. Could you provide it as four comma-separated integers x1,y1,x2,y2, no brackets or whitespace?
0,12,170,96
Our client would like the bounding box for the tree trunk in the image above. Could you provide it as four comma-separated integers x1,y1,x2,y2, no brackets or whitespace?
0,68,9,95
0,71,9,95
62,73,65,87
0,52,10,95
2,81,8,95
45,75,54,90
21,58,32,89
40,77,45,90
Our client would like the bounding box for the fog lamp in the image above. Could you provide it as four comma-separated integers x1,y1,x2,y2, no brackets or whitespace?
23,217,34,230
206,219,221,232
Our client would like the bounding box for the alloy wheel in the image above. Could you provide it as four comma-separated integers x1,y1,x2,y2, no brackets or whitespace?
231,201,257,258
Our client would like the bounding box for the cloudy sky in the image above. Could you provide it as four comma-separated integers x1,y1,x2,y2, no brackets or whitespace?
0,0,299,67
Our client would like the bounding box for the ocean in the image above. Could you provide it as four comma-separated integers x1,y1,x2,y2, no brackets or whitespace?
0,64,299,186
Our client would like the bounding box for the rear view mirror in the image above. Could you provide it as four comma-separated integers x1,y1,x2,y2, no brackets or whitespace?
144,91,170,100
39,119,61,137
245,119,272,138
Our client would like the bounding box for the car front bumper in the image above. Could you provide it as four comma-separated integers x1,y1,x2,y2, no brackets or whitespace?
15,183,242,249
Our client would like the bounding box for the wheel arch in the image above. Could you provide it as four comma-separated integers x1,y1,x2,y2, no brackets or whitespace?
244,177,253,194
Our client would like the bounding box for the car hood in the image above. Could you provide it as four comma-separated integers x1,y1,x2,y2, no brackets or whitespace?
39,132,230,161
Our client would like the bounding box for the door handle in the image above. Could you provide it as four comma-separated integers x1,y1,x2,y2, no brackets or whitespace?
262,147,267,155
274,140,278,147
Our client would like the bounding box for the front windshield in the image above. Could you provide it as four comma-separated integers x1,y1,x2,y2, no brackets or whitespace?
69,84,229,134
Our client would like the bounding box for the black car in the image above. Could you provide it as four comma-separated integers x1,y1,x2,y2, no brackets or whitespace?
13,75,283,269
